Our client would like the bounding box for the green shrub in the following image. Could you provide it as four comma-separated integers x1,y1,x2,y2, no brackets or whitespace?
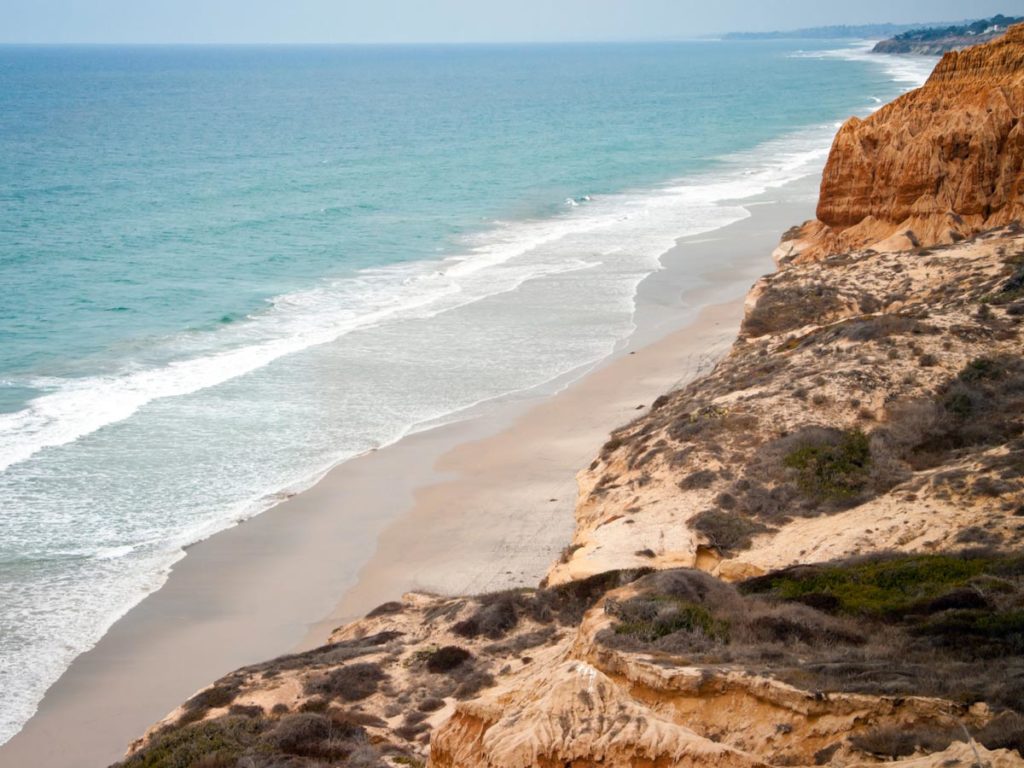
984,262,1024,304
740,553,1015,618
242,630,403,678
679,468,717,490
782,428,871,501
607,595,729,643
452,593,519,639
425,646,471,673
417,697,445,712
914,609,1024,657
453,669,496,700
591,558,1024,713
303,662,387,701
117,716,264,768
974,712,1024,754
959,357,1007,382
928,355,1024,452
742,283,844,337
176,682,241,726
267,712,332,755
690,509,770,553
298,697,329,713
226,703,262,718
850,724,956,758
460,569,653,634
834,314,936,342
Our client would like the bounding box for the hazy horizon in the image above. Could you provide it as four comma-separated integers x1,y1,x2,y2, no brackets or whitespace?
2,0,1023,45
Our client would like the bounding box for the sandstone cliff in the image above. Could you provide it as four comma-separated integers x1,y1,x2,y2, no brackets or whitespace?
781,24,1024,263
112,24,1024,768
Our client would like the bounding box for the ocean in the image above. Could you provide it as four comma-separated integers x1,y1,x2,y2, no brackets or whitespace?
0,40,933,743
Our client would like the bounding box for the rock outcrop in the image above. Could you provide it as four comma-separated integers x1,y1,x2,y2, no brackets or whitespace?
780,24,1024,264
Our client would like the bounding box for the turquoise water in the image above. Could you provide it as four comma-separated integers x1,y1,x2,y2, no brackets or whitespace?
0,41,932,742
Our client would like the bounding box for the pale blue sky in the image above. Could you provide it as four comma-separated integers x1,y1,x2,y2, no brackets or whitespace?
3,0,1023,44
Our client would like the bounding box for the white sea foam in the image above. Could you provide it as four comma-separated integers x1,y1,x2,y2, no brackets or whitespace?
0,254,596,473
792,40,936,90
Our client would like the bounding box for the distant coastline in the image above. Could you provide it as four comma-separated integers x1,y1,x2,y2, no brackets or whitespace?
872,13,1024,54
722,20,960,40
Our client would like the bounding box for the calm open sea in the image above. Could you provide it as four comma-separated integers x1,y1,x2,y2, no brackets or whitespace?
0,40,933,742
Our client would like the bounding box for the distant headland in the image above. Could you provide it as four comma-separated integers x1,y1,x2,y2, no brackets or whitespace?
724,14,1023,54
872,14,1024,54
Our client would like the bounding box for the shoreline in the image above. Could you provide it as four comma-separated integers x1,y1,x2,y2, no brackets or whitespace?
302,176,821,637
0,172,819,768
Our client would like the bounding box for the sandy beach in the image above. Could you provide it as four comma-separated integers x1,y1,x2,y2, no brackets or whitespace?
0,173,819,768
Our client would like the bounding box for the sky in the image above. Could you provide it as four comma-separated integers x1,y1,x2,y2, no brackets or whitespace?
3,0,1024,44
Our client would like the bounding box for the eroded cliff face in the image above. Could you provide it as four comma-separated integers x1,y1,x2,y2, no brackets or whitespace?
120,558,1024,768
779,24,1024,263
548,228,1024,589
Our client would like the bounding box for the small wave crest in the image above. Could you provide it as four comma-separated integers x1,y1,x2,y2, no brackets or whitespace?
792,41,935,91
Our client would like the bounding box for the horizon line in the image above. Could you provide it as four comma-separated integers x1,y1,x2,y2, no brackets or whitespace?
0,16,971,47
0,36,888,47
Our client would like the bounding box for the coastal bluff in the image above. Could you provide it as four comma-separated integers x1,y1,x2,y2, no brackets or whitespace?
780,23,1024,264
113,28,1024,768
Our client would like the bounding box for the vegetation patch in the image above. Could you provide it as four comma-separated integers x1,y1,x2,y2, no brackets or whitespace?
425,646,471,673
704,424,898,529
241,630,403,679
607,595,730,644
974,712,1024,755
365,601,404,618
452,591,523,639
984,260,1024,305
849,724,955,759
833,314,936,343
887,355,1024,469
782,428,871,501
742,283,845,337
690,509,770,553
740,553,1019,618
119,716,264,768
455,568,653,638
303,662,388,702
115,710,395,768
177,681,242,725
596,557,1024,716
678,468,717,490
